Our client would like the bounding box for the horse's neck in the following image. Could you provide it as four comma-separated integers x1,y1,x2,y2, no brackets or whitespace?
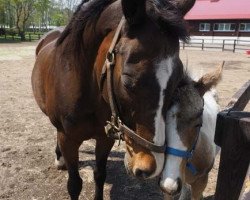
200,90,220,146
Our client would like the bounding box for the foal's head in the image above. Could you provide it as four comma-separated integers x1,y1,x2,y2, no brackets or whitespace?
159,63,223,195
108,0,195,179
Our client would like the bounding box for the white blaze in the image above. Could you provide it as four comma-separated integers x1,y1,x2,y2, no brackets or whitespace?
160,105,187,193
150,58,174,178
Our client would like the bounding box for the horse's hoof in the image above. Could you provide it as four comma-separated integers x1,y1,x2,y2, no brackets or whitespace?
55,157,66,170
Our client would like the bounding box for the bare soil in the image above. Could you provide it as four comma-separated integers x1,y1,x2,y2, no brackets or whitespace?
0,42,249,200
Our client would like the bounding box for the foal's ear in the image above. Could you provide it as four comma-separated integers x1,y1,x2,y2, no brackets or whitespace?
195,61,224,96
122,0,146,25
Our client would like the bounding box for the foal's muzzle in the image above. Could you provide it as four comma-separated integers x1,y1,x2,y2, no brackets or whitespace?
159,177,182,196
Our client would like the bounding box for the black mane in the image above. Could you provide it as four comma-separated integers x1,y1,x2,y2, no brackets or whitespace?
56,0,113,47
146,0,189,42
56,0,189,59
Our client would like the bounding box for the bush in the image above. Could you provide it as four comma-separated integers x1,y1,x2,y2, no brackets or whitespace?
6,28,18,36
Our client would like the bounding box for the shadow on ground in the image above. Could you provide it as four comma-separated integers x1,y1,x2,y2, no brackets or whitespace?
79,149,163,200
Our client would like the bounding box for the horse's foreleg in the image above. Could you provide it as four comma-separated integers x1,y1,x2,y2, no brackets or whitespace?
57,132,83,200
94,137,114,200
190,174,208,200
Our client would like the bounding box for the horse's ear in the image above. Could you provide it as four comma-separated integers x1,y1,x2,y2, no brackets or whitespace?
174,0,196,16
121,0,146,25
195,61,224,96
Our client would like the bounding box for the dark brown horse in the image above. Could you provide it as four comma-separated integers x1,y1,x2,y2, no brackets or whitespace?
32,0,195,199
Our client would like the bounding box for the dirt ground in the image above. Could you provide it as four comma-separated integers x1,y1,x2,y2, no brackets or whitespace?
0,42,249,200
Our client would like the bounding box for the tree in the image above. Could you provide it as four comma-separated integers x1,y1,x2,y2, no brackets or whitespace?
34,0,51,31
0,0,15,28
12,0,35,40
64,0,79,21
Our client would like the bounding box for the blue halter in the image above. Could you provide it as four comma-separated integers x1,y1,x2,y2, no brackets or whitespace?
165,131,200,175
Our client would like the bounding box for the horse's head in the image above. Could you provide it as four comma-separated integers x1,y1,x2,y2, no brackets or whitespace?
159,63,223,195
101,0,196,180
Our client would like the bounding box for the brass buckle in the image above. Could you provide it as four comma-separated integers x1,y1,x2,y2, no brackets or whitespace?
104,116,123,145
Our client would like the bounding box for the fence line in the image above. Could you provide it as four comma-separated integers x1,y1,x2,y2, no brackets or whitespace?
180,39,250,53
0,33,43,41
1,32,250,54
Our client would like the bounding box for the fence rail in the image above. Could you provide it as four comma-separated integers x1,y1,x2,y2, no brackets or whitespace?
180,39,250,53
0,33,43,42
1,32,250,54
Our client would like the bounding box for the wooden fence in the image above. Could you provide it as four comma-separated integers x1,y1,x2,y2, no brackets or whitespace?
214,81,250,200
0,33,43,42
180,39,250,53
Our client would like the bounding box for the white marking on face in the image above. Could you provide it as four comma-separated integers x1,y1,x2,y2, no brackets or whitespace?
150,57,174,178
55,156,65,168
160,105,187,193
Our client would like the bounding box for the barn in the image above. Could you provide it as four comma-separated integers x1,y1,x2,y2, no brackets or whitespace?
185,0,250,41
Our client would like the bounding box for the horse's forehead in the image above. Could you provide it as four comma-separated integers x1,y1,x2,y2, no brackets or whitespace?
120,29,173,58
178,86,203,119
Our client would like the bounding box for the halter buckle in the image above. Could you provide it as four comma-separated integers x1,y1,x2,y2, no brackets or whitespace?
187,149,194,162
107,52,115,65
104,116,124,145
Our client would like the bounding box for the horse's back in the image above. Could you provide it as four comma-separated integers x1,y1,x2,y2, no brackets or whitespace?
36,27,64,56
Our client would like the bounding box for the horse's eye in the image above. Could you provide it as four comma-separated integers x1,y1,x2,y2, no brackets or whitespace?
195,123,202,128
122,75,136,92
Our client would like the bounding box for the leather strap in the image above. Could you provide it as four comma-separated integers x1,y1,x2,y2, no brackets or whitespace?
100,17,166,153
120,124,166,153
100,17,125,93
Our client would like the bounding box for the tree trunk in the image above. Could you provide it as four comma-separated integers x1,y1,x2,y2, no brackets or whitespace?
19,31,25,41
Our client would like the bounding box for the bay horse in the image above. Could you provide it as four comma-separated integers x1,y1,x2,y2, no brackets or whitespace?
32,0,196,199
160,63,224,199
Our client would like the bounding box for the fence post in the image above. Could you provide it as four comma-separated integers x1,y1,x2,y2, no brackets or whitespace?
202,39,204,50
4,33,6,39
38,34,41,40
12,34,14,41
29,33,31,42
222,40,225,51
233,40,237,53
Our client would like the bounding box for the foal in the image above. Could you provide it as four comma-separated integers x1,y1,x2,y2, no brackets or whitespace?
160,63,224,199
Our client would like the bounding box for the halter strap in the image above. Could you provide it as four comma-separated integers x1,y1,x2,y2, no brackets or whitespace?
165,147,193,159
100,17,166,153
165,129,200,175
100,17,125,94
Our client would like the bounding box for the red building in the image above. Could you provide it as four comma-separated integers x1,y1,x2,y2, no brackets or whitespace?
185,0,250,39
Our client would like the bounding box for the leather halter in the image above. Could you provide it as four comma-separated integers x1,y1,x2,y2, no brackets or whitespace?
100,17,166,153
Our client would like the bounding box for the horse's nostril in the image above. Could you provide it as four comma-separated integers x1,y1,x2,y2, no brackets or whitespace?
135,169,142,177
134,168,151,179
176,177,182,194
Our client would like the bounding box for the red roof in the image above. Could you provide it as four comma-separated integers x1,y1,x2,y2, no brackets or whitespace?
185,0,250,20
